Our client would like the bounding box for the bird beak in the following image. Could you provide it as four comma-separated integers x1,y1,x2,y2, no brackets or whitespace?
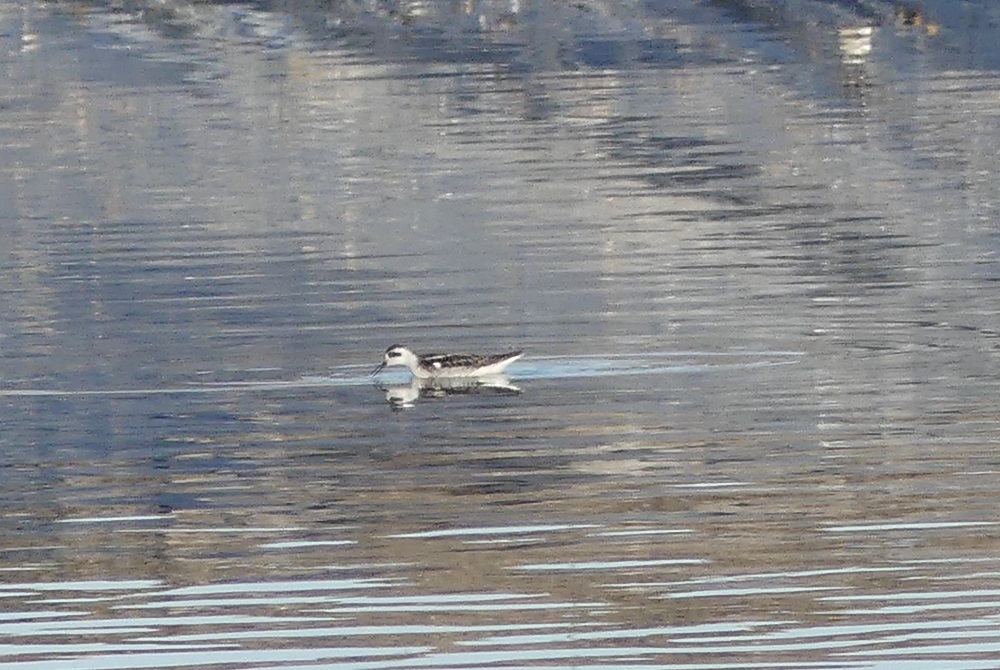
371,361,387,376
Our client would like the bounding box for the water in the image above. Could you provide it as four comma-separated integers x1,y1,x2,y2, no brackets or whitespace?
3,0,1000,668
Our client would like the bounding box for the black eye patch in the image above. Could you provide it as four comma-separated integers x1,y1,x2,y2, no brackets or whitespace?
388,351,402,358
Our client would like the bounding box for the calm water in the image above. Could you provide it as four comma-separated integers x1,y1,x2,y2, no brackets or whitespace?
2,0,1000,668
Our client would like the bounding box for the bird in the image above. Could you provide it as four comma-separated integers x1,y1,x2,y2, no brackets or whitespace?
371,344,524,379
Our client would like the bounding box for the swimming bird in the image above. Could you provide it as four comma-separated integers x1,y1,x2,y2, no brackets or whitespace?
371,344,524,379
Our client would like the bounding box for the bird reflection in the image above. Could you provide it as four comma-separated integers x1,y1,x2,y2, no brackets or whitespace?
377,375,521,408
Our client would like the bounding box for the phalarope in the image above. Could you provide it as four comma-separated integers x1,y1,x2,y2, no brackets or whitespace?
371,344,524,379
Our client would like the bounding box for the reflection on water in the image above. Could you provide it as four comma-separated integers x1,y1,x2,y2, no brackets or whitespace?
4,521,1000,668
379,375,522,408
3,0,1000,668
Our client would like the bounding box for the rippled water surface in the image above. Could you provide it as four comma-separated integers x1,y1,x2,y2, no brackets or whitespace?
3,0,1000,668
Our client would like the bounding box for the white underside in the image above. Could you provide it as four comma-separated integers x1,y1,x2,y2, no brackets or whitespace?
413,353,523,379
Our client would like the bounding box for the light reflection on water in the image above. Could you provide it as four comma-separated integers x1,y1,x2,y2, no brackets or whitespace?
3,538,1000,668
3,0,1000,668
